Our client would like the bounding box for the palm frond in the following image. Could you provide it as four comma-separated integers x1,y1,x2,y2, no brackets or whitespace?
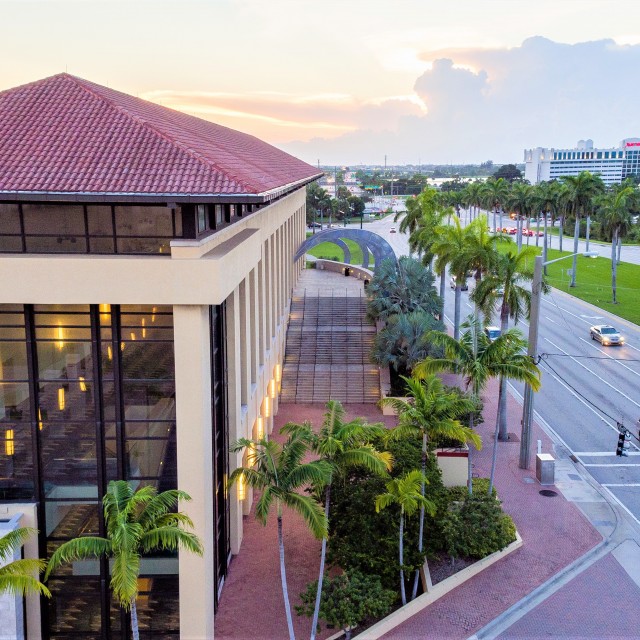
0,527,38,563
45,536,111,580
140,526,204,556
110,549,140,608
137,490,191,531
281,492,328,539
286,459,332,490
0,574,51,598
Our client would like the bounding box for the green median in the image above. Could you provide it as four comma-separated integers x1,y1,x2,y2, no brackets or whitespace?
306,238,374,267
500,244,640,325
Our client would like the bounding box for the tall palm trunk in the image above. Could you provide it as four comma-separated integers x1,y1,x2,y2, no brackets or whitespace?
131,599,140,640
499,208,503,231
617,236,622,264
611,228,618,304
467,413,474,496
543,215,548,273
496,308,510,442
439,270,446,321
516,217,522,252
493,207,497,234
570,215,580,287
536,215,541,247
399,510,407,606
453,285,462,341
411,433,428,601
585,215,591,252
278,509,296,640
559,216,564,252
310,486,331,640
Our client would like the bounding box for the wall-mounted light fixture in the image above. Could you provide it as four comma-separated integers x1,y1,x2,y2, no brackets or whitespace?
237,472,246,501
268,379,277,400
107,345,113,361
58,387,65,411
151,307,157,323
141,318,146,339
56,324,64,350
274,364,282,383
5,429,14,456
79,377,87,392
256,416,264,439
262,396,271,419
130,332,136,341
38,409,43,431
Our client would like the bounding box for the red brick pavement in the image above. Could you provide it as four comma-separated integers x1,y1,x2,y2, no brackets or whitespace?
214,386,603,640
496,553,640,639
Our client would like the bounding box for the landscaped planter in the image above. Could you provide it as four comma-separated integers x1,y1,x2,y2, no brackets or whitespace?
436,445,469,487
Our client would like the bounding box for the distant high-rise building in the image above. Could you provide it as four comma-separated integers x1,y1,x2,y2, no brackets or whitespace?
524,138,640,185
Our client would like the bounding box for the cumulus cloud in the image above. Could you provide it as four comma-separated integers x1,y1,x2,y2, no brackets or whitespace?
282,37,640,165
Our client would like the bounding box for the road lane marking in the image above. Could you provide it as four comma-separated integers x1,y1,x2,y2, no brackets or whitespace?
544,337,640,410
602,483,640,487
574,451,640,457
583,463,640,467
577,336,640,379
544,316,558,324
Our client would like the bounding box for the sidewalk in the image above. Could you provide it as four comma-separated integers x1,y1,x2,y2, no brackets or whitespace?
214,379,637,639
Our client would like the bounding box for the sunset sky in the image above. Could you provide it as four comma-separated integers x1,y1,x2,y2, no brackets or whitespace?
3,0,640,165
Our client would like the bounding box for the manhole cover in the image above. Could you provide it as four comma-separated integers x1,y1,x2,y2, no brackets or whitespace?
539,489,558,497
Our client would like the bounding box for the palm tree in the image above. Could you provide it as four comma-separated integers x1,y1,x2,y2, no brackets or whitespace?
375,470,435,606
597,185,635,303
229,432,331,640
481,178,510,233
370,311,444,387
381,375,479,599
562,172,604,286
414,316,501,495
463,181,484,223
366,256,441,323
507,183,534,252
431,216,473,340
283,401,392,640
0,527,50,598
472,247,539,441
45,481,203,640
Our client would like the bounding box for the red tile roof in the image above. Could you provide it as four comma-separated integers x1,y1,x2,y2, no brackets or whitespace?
0,74,321,198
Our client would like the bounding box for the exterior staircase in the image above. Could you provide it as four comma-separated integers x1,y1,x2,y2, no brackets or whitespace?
280,291,380,403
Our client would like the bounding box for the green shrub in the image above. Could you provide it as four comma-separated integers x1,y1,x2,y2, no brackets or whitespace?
296,571,395,640
441,494,516,560
327,434,446,592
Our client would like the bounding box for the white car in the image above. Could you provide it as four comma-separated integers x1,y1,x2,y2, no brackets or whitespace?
590,325,625,346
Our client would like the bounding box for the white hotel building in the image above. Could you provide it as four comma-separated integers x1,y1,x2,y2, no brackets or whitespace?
524,138,640,185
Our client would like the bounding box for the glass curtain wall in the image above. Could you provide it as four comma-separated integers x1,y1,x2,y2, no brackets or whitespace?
0,304,179,640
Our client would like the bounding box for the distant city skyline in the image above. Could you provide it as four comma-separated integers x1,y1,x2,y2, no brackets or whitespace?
3,0,640,165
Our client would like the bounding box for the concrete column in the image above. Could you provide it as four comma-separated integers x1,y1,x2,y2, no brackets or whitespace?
257,258,266,365
173,305,214,640
238,278,250,406
264,238,272,344
224,287,244,553
249,268,258,384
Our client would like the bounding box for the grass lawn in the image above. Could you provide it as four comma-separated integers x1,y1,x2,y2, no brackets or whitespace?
306,238,374,266
499,244,640,325
542,226,639,247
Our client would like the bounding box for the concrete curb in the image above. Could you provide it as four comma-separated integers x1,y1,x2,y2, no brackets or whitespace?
352,531,523,640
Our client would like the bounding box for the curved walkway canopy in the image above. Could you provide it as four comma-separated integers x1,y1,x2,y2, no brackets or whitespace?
295,228,397,268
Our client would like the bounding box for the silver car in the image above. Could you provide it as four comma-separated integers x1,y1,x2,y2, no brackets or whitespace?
590,325,625,346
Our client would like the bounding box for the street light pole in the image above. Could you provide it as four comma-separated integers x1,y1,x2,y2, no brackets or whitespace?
519,250,598,469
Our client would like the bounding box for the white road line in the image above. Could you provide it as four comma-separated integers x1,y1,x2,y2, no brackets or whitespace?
544,316,558,325
603,483,640,487
544,337,640,410
601,485,640,528
577,336,640,379
583,463,640,467
574,451,640,457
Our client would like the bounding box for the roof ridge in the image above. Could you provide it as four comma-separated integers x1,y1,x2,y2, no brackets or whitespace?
64,74,255,193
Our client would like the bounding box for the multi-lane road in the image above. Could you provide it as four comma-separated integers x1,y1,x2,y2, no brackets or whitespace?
363,212,640,525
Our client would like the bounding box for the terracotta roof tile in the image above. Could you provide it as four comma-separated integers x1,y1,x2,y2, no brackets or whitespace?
0,73,320,196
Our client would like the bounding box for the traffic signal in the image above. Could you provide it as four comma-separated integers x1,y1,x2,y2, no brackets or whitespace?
616,427,630,457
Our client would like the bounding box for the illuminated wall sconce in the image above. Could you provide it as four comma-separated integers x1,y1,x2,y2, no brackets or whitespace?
58,387,65,411
56,324,64,350
151,306,157,323
262,396,271,419
268,379,277,400
274,364,282,383
107,345,113,361
38,409,43,431
79,377,87,392
237,472,246,501
247,442,257,466
5,429,14,456
99,304,111,316
120,341,125,352
256,416,264,439
141,318,146,339
130,332,136,341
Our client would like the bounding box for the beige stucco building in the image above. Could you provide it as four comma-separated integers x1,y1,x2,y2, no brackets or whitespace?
0,73,320,639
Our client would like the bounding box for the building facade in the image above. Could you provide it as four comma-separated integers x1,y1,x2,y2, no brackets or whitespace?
0,73,321,639
524,138,640,185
